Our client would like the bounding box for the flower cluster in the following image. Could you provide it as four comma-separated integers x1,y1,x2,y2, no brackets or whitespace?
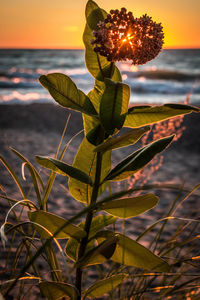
91,7,164,65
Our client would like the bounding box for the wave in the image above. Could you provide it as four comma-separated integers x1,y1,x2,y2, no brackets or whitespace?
123,69,200,81
0,81,40,89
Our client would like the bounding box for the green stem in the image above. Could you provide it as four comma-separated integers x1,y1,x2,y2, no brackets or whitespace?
75,148,103,299
96,53,104,80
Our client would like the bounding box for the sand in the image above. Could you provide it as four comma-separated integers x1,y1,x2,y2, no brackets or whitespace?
1,102,200,219
0,103,200,297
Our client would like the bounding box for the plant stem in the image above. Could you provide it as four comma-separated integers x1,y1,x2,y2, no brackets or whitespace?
75,150,103,299
96,53,104,80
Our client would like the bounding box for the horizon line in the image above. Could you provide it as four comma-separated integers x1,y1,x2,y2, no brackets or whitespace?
0,46,200,50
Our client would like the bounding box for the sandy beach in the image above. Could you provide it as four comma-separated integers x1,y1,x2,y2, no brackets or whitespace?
0,102,200,223
0,102,200,298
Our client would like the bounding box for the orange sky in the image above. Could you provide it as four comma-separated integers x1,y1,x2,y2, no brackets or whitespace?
1,0,200,49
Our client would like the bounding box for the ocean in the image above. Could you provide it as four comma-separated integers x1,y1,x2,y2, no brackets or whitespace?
0,49,200,105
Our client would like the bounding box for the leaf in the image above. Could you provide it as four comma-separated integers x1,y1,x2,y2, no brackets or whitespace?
101,193,159,219
0,155,26,198
86,124,103,146
39,73,97,116
96,231,170,272
83,80,105,143
10,147,44,206
83,1,122,81
65,215,116,261
28,210,86,240
99,79,130,135
94,127,150,153
84,274,127,299
10,147,44,189
35,156,93,186
85,0,105,31
87,215,117,238
104,135,174,181
124,103,199,128
87,79,105,114
68,137,111,203
65,238,79,261
76,235,118,268
39,281,78,300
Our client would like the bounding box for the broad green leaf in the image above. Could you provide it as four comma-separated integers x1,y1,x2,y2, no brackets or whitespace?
86,124,103,146
65,238,78,262
83,1,122,81
84,274,127,299
124,103,199,128
39,281,78,300
65,215,116,261
68,137,111,203
101,193,159,219
85,0,105,31
35,156,93,186
87,215,117,238
83,80,105,143
94,127,150,153
87,79,105,113
76,235,118,268
104,135,174,181
100,78,130,135
28,210,86,240
96,231,170,272
39,73,97,116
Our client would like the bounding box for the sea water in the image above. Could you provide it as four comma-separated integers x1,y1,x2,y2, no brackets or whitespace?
0,49,200,105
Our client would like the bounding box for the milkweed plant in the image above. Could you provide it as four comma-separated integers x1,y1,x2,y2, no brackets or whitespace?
1,1,199,299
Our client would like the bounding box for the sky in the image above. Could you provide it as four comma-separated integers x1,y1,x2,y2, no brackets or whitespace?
1,0,200,49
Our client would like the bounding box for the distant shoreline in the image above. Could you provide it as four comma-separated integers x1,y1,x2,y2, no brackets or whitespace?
0,48,200,50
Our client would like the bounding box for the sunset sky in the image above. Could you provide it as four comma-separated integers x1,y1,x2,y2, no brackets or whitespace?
1,0,200,49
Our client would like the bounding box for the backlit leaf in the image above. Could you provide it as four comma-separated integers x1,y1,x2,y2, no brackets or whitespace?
86,124,103,146
83,1,122,81
83,80,104,144
87,215,117,238
39,73,97,116
96,231,170,272
39,281,78,300
94,127,150,153
84,274,127,298
101,193,159,218
35,156,93,186
100,78,130,135
28,210,86,240
68,137,111,203
124,103,199,128
65,215,116,261
104,135,174,181
65,237,79,262
76,235,118,268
